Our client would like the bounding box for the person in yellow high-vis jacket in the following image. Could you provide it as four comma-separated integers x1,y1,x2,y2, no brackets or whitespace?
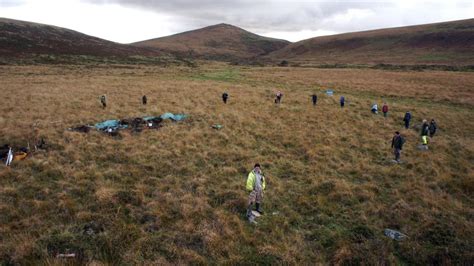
421,119,429,146
246,163,266,218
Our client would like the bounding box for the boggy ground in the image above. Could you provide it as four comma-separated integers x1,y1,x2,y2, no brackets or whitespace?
0,63,473,264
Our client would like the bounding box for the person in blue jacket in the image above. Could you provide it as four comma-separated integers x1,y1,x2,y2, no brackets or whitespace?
403,111,412,129
340,96,345,108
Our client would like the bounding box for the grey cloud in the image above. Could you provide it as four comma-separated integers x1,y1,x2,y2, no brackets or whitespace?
82,0,380,32
81,0,474,40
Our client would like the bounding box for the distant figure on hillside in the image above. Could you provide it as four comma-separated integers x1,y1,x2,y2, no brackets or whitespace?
142,95,147,105
371,103,378,114
222,92,229,104
421,119,429,146
312,94,318,106
246,163,266,219
429,119,437,137
100,95,107,109
275,91,283,104
403,111,412,129
340,96,345,108
391,131,405,163
382,103,389,117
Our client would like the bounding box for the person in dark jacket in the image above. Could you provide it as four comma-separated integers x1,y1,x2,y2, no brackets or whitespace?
100,95,107,109
275,91,283,104
142,95,147,105
403,111,411,129
421,119,429,145
340,96,345,108
222,92,229,104
391,131,405,162
382,103,388,117
429,119,437,137
312,94,318,106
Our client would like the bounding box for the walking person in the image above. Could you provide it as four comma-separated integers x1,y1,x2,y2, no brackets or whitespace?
382,103,388,117
429,119,437,137
421,119,429,146
275,91,283,104
340,96,345,108
142,95,147,105
246,163,266,219
403,111,412,129
391,131,405,163
222,92,229,104
100,95,107,109
312,94,318,106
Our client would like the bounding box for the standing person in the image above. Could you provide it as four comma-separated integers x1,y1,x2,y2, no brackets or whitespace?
275,91,283,104
100,95,107,109
312,94,318,106
403,111,412,129
421,119,429,146
340,96,345,108
371,103,378,114
391,131,405,163
429,119,437,137
246,163,266,218
142,95,147,105
382,103,388,117
222,92,229,104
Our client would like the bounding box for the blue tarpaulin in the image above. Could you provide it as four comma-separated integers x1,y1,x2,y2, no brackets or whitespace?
326,89,334,96
94,113,187,131
160,113,187,121
142,116,160,121
94,120,128,130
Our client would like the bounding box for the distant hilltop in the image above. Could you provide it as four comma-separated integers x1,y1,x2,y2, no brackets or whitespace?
1,17,473,65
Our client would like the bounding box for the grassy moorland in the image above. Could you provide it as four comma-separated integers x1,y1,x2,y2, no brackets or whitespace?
0,63,473,264
267,19,474,66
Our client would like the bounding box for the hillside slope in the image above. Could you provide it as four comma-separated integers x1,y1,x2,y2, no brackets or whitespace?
133,23,290,60
0,18,160,58
267,19,474,66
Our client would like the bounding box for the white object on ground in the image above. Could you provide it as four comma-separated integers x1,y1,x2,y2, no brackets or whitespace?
384,229,407,241
5,148,13,166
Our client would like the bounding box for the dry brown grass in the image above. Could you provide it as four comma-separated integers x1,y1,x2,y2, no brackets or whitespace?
0,63,473,264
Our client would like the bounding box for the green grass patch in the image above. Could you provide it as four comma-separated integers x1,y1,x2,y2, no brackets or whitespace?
193,68,240,82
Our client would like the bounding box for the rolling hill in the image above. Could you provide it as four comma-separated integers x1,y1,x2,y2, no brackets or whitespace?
0,18,161,58
132,23,291,61
267,19,474,66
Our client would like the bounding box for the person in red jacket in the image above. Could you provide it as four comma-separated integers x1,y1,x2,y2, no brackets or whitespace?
382,103,389,117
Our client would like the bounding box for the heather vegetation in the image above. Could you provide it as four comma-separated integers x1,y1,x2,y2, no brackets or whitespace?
0,63,473,264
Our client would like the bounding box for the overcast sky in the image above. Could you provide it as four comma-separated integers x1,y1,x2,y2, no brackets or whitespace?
0,0,473,43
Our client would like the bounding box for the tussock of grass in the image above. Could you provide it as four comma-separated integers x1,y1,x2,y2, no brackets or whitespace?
0,64,473,264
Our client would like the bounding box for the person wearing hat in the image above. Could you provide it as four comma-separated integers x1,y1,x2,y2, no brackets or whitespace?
246,163,266,218
391,131,405,163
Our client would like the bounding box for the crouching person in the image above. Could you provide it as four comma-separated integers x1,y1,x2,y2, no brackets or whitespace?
246,163,266,219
